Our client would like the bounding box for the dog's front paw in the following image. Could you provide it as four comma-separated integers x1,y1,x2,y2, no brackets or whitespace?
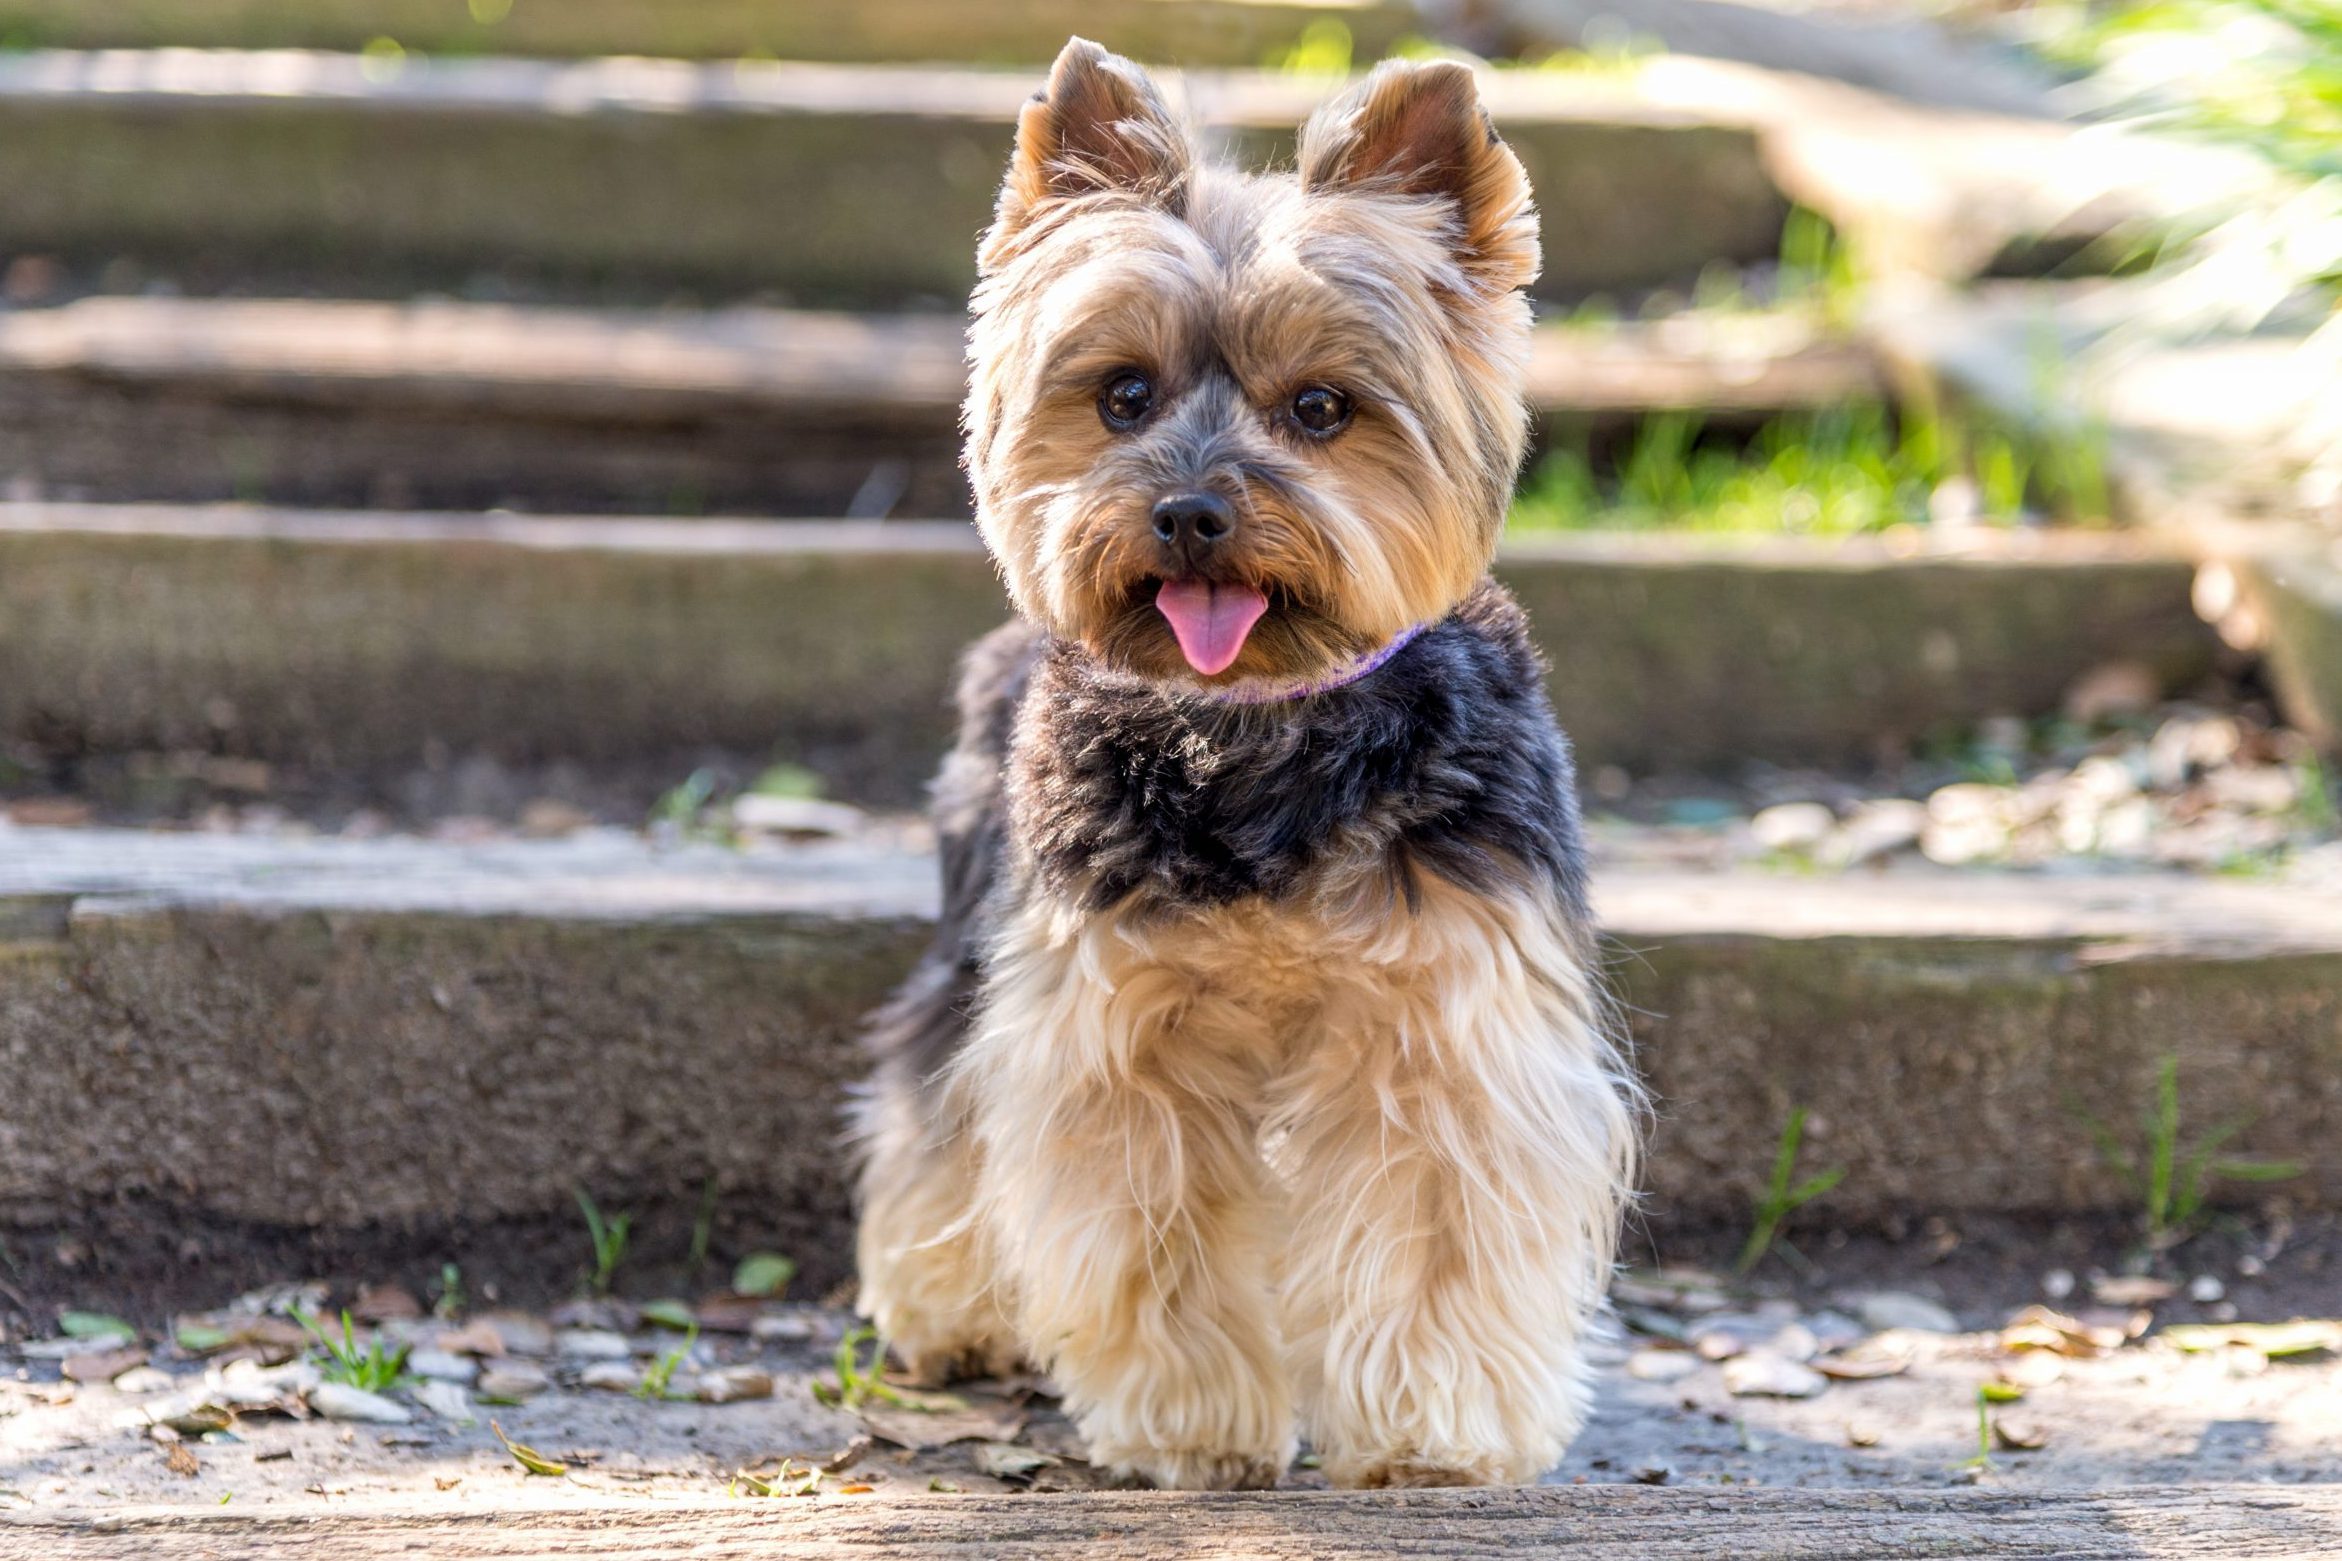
1327,1451,1516,1489
1098,1443,1293,1491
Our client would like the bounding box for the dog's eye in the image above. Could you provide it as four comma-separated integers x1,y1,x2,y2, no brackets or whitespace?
1290,385,1352,436
1099,372,1154,430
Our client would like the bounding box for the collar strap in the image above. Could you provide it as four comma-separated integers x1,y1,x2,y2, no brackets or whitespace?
1198,622,1427,706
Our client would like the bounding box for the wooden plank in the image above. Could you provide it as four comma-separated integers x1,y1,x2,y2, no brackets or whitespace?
0,52,1787,306
0,507,2215,796
0,295,1876,421
0,296,1875,515
0,0,1423,66
5,1487,2339,1559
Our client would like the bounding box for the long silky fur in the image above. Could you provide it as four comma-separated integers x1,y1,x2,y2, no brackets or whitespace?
853,38,1642,1491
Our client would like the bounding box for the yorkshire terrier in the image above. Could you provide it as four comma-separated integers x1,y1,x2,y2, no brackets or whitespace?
853,39,1638,1491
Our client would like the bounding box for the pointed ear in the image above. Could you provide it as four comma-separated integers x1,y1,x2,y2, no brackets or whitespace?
983,38,1191,265
1296,59,1539,295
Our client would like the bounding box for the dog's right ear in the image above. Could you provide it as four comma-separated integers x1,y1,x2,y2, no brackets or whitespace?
982,38,1190,268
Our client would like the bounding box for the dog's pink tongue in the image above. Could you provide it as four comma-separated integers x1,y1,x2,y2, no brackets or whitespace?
1154,579,1269,676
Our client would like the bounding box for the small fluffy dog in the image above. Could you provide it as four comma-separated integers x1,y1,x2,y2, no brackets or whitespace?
853,38,1638,1491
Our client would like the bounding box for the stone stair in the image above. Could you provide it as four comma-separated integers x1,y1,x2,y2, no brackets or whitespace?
4,826,2335,1278
0,296,1875,515
0,505,2214,803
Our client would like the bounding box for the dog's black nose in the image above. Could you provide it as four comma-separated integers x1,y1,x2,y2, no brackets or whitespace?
1151,493,1234,558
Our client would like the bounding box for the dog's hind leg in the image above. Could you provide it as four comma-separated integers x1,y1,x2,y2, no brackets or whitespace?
849,622,1039,1382
852,1029,1019,1383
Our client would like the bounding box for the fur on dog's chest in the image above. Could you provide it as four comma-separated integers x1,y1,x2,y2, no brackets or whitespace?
1003,580,1593,920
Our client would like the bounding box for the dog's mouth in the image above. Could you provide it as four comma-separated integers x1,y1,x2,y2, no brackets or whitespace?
1151,578,1269,676
1091,577,1354,686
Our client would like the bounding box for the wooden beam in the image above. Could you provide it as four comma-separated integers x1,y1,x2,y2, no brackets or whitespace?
9,1487,2339,1559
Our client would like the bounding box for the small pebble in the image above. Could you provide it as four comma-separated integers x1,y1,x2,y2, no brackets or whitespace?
309,1383,412,1424
406,1349,478,1385
557,1329,632,1362
477,1362,551,1401
1722,1353,1827,1399
1626,1348,1699,1383
2187,1275,2225,1304
1854,1293,1958,1335
695,1366,775,1404
2043,1269,2076,1301
409,1379,476,1425
578,1361,642,1393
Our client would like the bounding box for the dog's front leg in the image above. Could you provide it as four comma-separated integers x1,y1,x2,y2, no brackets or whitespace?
962,899,1294,1491
1275,877,1638,1488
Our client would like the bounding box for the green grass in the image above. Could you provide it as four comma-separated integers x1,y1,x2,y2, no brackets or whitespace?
2080,1055,2303,1250
1512,395,2111,536
296,1308,412,1393
635,1323,699,1402
1736,1106,1846,1273
574,1188,633,1297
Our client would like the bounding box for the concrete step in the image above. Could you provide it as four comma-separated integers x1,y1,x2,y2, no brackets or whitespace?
0,50,1792,308
0,296,1879,516
2,829,2335,1270
0,0,1422,65
0,505,2216,804
2232,535,2342,753
12,1487,2342,1558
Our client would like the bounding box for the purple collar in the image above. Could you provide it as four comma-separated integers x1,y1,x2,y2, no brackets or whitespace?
1198,622,1428,706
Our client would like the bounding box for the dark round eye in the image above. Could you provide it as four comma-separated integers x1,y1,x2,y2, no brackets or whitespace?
1100,371,1154,430
1291,385,1351,435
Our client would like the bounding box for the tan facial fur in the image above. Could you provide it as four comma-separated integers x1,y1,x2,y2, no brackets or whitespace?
964,41,1540,688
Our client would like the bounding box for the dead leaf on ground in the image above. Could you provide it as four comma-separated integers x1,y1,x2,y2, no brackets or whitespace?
174,1315,308,1363
161,1442,199,1478
352,1284,422,1322
972,1442,1061,1480
2000,1305,2124,1356
821,1436,873,1474
1998,1350,2066,1389
61,1347,148,1384
490,1420,568,1478
2090,1275,2175,1306
1813,1345,1909,1381
1993,1415,2050,1451
858,1399,1025,1451
2161,1321,2341,1358
430,1320,508,1358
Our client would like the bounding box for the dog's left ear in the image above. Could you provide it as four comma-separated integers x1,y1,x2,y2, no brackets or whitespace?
1297,59,1539,296
983,38,1191,269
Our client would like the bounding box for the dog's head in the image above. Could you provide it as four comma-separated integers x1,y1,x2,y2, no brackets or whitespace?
964,39,1539,689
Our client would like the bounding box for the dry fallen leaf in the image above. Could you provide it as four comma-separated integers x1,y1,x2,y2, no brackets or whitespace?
490,1420,568,1478
430,1320,507,1358
61,1347,148,1385
1994,1415,2050,1451
1998,1350,2066,1389
2089,1276,2175,1307
2161,1321,2341,1358
972,1442,1061,1480
2000,1305,2123,1356
858,1400,1026,1451
1813,1346,1909,1382
162,1442,199,1478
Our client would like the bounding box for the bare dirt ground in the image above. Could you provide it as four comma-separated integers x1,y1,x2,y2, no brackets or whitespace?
2,1221,2334,1520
